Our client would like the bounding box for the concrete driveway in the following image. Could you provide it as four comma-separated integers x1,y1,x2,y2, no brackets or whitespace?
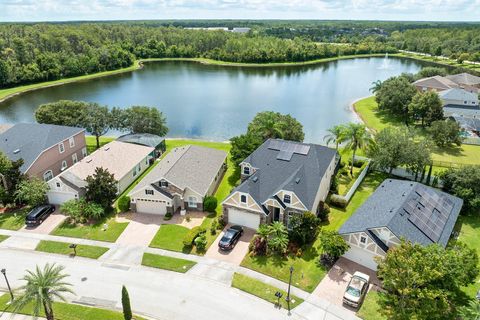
312,257,380,314
20,210,66,235
205,225,255,265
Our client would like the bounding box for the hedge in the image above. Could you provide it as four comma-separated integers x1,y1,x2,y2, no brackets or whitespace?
182,226,206,247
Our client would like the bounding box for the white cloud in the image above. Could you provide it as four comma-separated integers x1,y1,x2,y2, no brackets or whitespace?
0,0,479,21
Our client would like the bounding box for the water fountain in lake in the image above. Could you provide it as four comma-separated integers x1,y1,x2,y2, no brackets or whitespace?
379,53,391,70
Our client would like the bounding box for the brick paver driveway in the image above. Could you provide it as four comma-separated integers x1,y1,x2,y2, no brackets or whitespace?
205,225,255,265
115,212,164,246
20,209,66,235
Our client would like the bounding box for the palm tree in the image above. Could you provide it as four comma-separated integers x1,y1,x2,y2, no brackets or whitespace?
323,125,346,150
11,263,74,320
369,80,382,93
343,123,371,175
248,111,284,140
267,222,289,255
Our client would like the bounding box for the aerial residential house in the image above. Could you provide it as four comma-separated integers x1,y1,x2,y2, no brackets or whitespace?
338,179,462,270
439,88,479,107
47,141,154,204
0,123,87,181
117,133,166,158
413,75,459,92
128,145,227,215
222,139,338,230
446,72,480,89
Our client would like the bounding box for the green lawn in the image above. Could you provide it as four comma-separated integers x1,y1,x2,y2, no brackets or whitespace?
149,224,190,252
337,166,362,196
354,96,480,167
0,235,8,242
85,136,115,153
142,252,197,273
357,290,387,320
35,240,109,259
51,216,129,242
0,294,146,320
241,171,387,293
231,273,304,309
0,207,30,230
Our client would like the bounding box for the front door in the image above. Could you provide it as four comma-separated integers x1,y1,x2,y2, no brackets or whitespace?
273,207,280,222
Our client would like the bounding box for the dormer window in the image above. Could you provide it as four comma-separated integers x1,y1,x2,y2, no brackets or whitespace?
360,236,367,244
283,194,291,204
160,181,168,188
58,143,65,153
240,194,247,204
243,166,250,175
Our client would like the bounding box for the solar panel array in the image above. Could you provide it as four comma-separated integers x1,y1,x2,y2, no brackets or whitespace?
405,185,454,242
268,140,310,161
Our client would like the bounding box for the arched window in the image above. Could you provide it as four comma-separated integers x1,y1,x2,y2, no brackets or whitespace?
43,170,53,181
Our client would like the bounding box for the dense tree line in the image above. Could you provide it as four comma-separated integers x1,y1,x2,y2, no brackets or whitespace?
0,23,395,88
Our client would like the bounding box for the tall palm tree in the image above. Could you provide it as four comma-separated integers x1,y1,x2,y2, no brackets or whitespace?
323,125,346,150
369,80,382,93
343,123,371,175
248,111,284,140
11,263,74,320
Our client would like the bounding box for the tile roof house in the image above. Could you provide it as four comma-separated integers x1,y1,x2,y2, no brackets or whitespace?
338,179,463,270
128,145,227,215
446,73,480,88
413,75,459,92
439,88,479,107
0,123,87,181
47,141,154,204
222,139,338,230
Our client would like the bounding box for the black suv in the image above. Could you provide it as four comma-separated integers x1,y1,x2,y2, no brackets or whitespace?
218,225,244,251
25,205,55,227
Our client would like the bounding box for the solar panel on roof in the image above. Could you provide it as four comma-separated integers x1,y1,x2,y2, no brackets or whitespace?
277,150,294,161
268,140,310,160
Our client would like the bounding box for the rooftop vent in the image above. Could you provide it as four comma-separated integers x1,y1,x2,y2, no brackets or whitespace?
85,157,92,163
295,178,301,184
252,176,258,182
13,149,20,154
104,147,110,151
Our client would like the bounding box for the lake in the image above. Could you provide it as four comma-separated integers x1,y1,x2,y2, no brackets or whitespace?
0,57,427,142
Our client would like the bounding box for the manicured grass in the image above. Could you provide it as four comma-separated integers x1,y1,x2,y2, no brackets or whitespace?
142,252,197,273
241,171,387,293
357,290,387,320
149,224,190,252
231,273,304,309
354,97,480,167
0,294,146,320
337,166,362,196
51,216,129,242
85,135,115,153
0,207,30,230
0,235,8,242
397,52,480,74
35,240,109,259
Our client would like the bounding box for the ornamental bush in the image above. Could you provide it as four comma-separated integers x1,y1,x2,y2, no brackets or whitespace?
203,196,218,212
117,195,130,212
329,194,348,208
182,226,206,247
194,234,208,251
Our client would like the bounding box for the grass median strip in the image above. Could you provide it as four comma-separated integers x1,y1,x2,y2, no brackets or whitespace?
142,253,196,273
231,273,304,309
35,240,109,259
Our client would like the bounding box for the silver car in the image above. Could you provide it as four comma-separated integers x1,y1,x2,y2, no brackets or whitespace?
343,271,370,308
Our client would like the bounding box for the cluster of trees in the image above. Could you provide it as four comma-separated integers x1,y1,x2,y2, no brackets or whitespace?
440,166,480,213
0,23,397,88
35,100,168,148
377,240,478,320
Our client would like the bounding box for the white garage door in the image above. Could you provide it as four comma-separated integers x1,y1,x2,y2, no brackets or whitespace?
47,191,76,205
343,245,379,271
228,208,260,230
136,199,167,215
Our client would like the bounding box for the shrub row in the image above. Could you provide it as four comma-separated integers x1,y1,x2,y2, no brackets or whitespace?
182,226,206,247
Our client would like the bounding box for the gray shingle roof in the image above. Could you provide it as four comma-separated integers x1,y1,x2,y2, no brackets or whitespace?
117,133,165,149
235,139,338,211
339,179,463,248
439,88,478,102
129,145,227,197
446,73,480,86
0,123,84,173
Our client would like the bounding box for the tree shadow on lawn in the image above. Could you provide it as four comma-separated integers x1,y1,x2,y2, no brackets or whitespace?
432,145,464,157
228,167,241,188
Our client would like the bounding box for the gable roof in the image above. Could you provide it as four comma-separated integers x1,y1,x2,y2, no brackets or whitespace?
0,123,84,173
234,139,337,211
439,88,478,102
413,75,459,91
57,141,153,186
339,179,462,248
117,133,165,149
446,73,480,86
129,145,227,197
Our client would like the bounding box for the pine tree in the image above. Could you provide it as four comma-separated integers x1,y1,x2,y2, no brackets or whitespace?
122,285,132,320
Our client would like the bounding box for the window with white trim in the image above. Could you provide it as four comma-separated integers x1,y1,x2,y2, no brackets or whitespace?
56,182,61,188
360,236,367,244
81,147,87,157
43,170,53,181
188,196,197,207
283,194,291,204
69,137,75,148
243,166,250,175
72,153,78,164
240,194,247,204
145,189,154,195
160,181,168,188
61,160,67,171
58,143,65,153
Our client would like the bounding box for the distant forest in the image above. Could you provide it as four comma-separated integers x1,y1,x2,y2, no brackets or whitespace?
0,20,479,88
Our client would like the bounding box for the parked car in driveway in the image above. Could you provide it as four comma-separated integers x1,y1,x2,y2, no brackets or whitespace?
25,205,55,227
218,225,244,251
343,271,370,308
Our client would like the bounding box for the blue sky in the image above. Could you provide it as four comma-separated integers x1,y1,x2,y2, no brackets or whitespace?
1,0,479,22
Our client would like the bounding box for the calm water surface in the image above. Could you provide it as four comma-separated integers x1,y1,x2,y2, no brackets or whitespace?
0,57,427,142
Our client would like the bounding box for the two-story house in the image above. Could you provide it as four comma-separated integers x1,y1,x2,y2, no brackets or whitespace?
0,123,87,181
339,179,463,270
222,139,338,230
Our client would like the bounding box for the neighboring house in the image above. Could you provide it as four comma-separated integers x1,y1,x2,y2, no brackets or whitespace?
129,145,227,215
413,75,459,92
47,141,154,204
439,88,479,107
222,139,338,230
338,179,462,270
446,72,480,89
443,105,480,118
117,133,166,158
0,123,87,181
